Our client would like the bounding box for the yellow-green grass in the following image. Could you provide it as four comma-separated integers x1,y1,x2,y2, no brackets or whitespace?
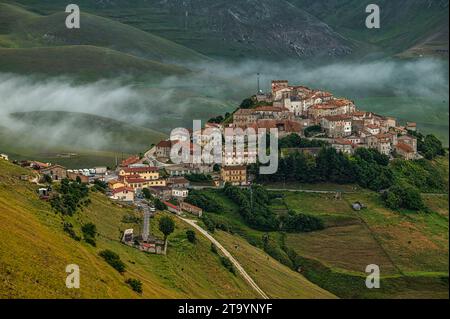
344,192,449,274
0,160,257,298
281,190,448,298
213,230,336,299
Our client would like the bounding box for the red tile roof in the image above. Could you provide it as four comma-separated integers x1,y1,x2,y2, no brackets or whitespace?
163,201,179,210
396,142,414,153
323,115,352,122
156,140,172,148
120,156,140,167
111,187,134,195
121,166,158,173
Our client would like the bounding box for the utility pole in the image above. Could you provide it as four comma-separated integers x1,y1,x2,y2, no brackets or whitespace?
257,73,261,94
142,207,150,242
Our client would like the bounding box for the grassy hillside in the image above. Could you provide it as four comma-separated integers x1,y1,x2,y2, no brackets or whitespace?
0,2,208,63
0,159,258,298
214,230,336,299
193,182,449,298
0,46,189,80
0,111,167,167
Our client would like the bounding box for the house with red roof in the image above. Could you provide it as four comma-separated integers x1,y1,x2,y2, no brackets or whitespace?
110,186,135,202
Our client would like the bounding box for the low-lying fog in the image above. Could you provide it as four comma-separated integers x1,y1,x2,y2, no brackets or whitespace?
0,58,448,151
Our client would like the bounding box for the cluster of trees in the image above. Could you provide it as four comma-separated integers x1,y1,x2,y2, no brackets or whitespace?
390,158,447,193
280,211,325,233
185,173,213,183
278,133,328,149
409,131,446,160
223,184,279,231
239,97,272,109
185,190,223,212
50,178,90,216
92,180,108,193
382,183,425,211
304,125,323,137
256,147,393,192
208,115,225,124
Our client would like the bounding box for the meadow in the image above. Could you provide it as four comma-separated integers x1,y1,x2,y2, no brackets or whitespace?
0,159,257,298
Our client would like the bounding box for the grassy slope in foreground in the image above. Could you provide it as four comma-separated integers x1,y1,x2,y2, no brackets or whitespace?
213,230,336,299
0,160,257,298
0,45,189,80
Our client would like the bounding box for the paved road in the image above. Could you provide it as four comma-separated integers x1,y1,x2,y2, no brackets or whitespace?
177,216,269,299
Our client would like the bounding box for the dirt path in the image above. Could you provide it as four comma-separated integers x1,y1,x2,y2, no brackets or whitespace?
177,216,269,299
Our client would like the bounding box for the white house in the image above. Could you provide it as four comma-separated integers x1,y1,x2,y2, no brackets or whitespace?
172,188,189,199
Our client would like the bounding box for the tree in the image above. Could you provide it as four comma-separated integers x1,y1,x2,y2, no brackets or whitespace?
99,250,126,273
81,222,97,246
382,183,424,211
186,230,196,243
159,216,175,254
239,98,254,109
125,278,143,294
155,198,167,211
42,174,52,184
142,188,153,201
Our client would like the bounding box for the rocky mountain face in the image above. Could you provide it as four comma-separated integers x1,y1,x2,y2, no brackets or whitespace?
148,0,353,59
7,0,449,60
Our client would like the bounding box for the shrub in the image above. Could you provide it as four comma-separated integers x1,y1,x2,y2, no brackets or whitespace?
63,222,80,241
281,212,325,233
186,230,196,243
211,243,218,254
99,250,126,273
81,222,97,246
220,256,236,275
125,278,143,294
154,198,167,211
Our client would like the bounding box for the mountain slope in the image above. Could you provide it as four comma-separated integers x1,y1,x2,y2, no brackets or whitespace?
0,159,258,298
6,0,354,60
0,45,189,79
290,0,449,57
0,2,208,63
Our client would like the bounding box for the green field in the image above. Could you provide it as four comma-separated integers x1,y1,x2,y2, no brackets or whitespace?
0,2,204,81
193,180,449,298
0,159,258,298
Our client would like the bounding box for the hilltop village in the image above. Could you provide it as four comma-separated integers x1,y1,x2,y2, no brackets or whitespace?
2,80,423,204
0,80,426,252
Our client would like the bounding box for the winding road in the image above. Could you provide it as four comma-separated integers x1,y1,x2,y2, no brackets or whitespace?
177,216,269,299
